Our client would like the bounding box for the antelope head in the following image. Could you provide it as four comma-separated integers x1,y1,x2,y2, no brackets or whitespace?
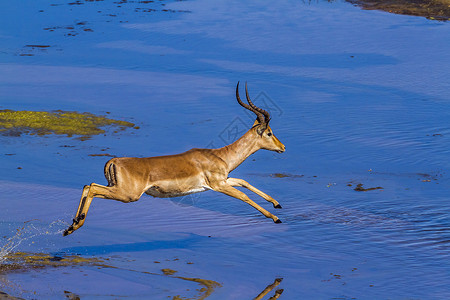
236,82,285,153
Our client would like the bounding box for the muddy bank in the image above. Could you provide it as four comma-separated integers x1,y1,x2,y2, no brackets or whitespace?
348,0,450,20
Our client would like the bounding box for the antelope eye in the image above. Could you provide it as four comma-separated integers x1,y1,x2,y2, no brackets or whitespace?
267,132,272,136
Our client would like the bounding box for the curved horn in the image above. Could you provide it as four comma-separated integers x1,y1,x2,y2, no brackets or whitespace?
236,81,265,125
245,82,271,123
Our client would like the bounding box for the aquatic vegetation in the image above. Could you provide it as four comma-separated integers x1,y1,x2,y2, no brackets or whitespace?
0,252,107,273
0,110,135,138
353,183,384,192
161,268,178,276
270,173,304,179
171,276,221,300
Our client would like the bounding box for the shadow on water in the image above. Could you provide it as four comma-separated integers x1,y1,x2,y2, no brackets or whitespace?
59,237,199,256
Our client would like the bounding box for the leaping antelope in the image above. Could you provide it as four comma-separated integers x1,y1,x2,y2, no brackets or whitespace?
63,82,285,236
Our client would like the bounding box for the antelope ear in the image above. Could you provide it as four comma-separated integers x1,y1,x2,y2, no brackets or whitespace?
252,118,266,135
256,125,265,136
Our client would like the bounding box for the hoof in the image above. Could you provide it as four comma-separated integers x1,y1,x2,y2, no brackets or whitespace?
275,219,282,224
276,289,284,295
63,229,70,236
274,204,282,209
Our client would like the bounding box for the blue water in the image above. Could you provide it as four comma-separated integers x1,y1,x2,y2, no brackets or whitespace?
1,0,449,299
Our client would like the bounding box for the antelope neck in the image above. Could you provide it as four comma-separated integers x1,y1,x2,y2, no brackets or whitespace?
216,129,260,173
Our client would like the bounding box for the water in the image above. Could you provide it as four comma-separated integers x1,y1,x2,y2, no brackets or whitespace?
0,0,449,299
0,220,67,264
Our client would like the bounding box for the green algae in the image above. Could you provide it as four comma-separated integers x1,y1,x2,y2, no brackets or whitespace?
0,110,135,138
170,276,221,300
0,252,107,274
162,268,178,276
160,268,221,300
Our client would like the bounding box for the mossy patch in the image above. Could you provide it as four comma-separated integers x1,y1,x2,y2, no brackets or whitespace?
0,109,135,138
0,252,108,273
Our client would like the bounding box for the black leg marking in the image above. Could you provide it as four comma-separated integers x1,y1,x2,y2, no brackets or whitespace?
107,163,117,187
78,196,87,213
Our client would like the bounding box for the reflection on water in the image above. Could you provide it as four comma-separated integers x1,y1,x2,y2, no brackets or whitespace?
0,250,222,300
254,278,283,300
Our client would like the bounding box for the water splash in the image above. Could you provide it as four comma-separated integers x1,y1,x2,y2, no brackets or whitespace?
0,219,68,263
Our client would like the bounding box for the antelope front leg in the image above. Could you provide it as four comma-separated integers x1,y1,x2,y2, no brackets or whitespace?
227,178,282,208
212,184,281,223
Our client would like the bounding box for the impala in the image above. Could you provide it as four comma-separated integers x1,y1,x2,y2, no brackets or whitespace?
63,82,285,236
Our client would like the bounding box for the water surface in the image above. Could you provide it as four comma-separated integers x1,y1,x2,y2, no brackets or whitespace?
0,0,449,299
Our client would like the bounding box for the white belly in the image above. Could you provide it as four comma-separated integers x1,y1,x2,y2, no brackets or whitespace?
145,185,210,198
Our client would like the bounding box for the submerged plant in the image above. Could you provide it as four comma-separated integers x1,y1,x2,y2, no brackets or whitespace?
0,109,135,138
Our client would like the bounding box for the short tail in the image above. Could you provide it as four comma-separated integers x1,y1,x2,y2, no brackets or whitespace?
104,159,117,187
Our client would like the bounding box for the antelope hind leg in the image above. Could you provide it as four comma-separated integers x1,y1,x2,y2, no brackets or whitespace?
63,185,92,236
227,177,282,208
64,183,140,236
